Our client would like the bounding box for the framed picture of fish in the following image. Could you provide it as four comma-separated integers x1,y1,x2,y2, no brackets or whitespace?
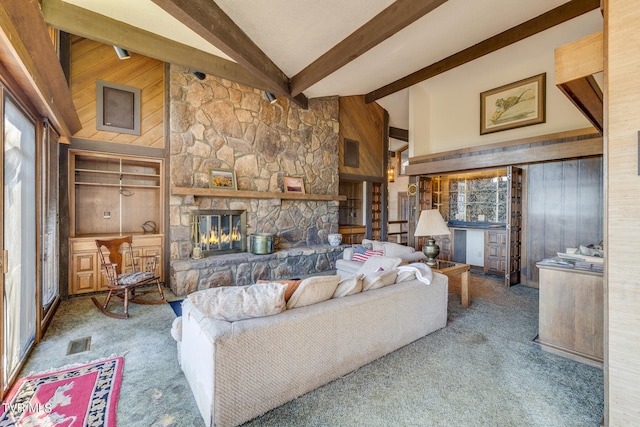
480,73,546,135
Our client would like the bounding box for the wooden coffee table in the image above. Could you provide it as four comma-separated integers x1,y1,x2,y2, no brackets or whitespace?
430,260,471,308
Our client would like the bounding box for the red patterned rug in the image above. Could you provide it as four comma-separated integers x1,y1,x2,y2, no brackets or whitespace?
0,356,124,427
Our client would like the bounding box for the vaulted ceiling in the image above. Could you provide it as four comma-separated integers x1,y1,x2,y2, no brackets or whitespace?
41,0,599,131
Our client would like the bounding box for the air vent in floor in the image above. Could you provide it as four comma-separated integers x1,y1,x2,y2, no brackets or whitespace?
67,337,91,355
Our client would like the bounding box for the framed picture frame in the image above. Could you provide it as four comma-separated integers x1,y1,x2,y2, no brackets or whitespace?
480,73,546,135
209,168,237,190
283,176,305,194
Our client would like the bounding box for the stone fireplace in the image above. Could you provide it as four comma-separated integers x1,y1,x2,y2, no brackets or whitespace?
168,67,343,295
191,210,247,255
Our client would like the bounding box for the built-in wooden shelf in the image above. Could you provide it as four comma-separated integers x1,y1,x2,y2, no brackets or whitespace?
172,186,346,202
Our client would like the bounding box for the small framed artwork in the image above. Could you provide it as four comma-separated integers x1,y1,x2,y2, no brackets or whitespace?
480,73,546,135
209,168,237,190
283,176,305,194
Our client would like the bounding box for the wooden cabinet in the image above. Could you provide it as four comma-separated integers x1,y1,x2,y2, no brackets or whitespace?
69,235,164,295
484,229,507,275
338,226,366,245
535,264,603,368
426,166,522,286
68,150,165,295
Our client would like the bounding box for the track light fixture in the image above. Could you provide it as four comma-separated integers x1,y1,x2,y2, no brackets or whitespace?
113,46,130,60
265,92,277,104
190,70,206,80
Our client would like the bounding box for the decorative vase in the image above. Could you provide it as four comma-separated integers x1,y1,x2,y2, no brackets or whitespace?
328,233,343,246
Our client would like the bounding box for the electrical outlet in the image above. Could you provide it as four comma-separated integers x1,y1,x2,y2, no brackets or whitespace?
103,211,111,219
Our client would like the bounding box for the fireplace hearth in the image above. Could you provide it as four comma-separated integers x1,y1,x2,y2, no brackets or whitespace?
191,210,247,255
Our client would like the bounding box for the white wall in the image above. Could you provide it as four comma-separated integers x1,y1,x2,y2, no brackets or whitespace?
465,229,485,267
410,10,603,157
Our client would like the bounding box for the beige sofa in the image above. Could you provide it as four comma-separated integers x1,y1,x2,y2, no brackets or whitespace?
336,239,427,277
174,270,448,427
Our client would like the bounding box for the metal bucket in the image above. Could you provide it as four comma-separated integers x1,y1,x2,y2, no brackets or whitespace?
249,233,275,255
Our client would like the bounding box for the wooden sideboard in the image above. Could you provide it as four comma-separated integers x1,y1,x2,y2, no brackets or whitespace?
535,263,603,368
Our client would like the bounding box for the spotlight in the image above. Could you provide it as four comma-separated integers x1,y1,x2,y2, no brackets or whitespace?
265,92,277,104
190,70,206,80
113,46,130,60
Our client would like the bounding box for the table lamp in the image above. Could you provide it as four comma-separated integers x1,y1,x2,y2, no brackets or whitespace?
414,209,451,267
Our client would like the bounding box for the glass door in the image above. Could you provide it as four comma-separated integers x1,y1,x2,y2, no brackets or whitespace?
1,93,37,393
40,123,59,328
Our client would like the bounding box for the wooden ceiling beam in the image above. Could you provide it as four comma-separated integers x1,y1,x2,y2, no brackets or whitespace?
389,127,409,142
150,0,308,109
41,0,272,92
0,0,81,138
290,0,447,97
365,0,601,103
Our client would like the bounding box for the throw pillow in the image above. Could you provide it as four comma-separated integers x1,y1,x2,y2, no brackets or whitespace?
356,255,402,275
352,244,368,254
257,279,302,302
371,240,387,252
286,275,341,309
362,269,398,291
333,274,364,298
351,249,385,263
188,282,286,322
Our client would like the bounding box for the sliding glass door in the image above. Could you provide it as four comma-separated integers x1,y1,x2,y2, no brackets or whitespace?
1,92,37,392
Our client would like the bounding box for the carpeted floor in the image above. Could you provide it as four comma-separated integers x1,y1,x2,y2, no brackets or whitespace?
18,272,604,426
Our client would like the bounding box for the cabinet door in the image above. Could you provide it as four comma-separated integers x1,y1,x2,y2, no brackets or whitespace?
70,251,99,294
484,230,507,275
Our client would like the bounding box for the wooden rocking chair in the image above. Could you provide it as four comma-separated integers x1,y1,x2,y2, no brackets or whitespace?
92,236,166,319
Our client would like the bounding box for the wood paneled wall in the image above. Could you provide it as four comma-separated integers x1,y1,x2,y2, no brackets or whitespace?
70,36,165,148
606,0,640,424
339,95,385,178
523,157,603,287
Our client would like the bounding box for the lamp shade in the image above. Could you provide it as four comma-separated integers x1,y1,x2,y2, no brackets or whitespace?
414,209,450,237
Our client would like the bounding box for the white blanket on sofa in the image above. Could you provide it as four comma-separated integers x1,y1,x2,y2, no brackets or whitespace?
397,263,433,285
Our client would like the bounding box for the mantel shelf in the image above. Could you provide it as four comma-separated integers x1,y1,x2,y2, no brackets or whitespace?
172,186,346,202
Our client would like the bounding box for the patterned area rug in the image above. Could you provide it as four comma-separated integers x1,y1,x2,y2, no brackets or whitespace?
0,356,124,426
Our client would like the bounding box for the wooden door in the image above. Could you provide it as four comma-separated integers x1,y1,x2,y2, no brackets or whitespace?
506,166,523,286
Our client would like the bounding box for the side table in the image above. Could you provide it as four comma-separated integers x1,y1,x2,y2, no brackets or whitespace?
430,260,471,307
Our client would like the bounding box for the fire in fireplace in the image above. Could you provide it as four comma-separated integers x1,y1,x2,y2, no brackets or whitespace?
191,210,247,255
